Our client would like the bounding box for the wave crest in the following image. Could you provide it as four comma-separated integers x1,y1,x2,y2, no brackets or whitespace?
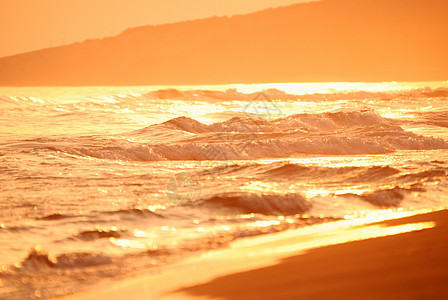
20,247,113,270
17,109,448,161
193,192,311,215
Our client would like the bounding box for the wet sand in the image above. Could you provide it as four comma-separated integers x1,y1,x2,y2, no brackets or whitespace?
178,210,448,299
64,210,448,300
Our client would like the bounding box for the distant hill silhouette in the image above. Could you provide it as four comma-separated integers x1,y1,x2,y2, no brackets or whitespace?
0,0,447,86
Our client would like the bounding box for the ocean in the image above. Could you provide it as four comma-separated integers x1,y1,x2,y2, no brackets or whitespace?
1,82,447,299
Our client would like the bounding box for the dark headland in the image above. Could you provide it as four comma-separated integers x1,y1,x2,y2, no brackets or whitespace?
0,0,447,86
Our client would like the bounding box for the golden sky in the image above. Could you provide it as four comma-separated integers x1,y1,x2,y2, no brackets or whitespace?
0,0,317,58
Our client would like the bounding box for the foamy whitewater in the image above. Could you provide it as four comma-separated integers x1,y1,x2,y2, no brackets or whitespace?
1,82,448,299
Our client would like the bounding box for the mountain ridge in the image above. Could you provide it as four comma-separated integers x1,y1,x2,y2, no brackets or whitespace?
0,0,447,86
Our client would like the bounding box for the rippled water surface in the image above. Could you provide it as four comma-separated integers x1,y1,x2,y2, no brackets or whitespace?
0,82,447,299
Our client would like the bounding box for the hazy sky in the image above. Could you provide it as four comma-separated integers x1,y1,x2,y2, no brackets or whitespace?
0,0,317,58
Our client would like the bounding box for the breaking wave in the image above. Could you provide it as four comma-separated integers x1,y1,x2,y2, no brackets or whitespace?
71,229,129,241
191,192,311,215
22,109,447,161
201,162,400,182
398,169,447,183
341,187,409,208
19,247,113,270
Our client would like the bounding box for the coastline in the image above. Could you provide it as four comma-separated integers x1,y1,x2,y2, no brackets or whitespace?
60,209,448,300
179,210,448,299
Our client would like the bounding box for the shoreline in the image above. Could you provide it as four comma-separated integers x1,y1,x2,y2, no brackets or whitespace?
61,209,448,300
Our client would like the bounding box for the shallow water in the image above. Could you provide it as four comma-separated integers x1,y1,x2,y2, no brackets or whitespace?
0,82,447,299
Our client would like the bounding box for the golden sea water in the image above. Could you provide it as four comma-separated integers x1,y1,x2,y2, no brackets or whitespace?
0,82,447,299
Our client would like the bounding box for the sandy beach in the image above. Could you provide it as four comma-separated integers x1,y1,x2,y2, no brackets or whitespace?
63,209,448,300
179,210,448,299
